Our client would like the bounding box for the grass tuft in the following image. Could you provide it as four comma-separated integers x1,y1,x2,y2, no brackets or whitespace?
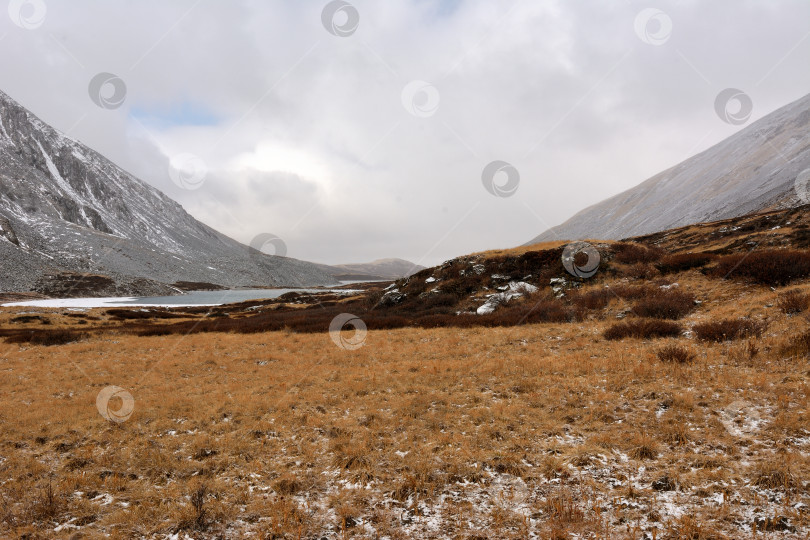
656,344,695,364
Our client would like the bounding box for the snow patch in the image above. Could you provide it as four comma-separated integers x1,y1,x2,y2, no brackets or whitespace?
35,139,82,204
0,115,12,144
2,297,213,308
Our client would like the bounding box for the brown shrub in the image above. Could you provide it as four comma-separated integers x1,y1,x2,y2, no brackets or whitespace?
713,249,810,286
776,289,809,314
106,308,188,320
621,262,658,280
603,319,682,340
693,319,766,342
4,330,89,346
656,252,715,274
10,315,51,324
571,288,613,310
521,298,576,324
613,243,664,264
422,292,458,308
135,327,176,337
609,284,657,301
656,345,695,364
631,290,696,320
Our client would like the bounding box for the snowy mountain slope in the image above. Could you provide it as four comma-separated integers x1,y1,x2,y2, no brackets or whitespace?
0,89,337,295
527,92,810,244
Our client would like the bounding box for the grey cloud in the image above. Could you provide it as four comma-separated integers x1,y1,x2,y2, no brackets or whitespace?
1,0,808,266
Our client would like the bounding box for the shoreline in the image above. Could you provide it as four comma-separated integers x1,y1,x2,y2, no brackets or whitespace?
0,284,379,309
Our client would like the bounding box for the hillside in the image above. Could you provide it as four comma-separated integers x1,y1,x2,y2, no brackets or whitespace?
321,258,425,280
528,92,810,244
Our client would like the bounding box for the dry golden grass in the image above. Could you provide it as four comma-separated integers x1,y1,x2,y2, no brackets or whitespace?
471,240,571,258
2,232,810,537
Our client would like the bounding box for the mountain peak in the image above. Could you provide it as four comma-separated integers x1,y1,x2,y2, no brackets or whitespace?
0,89,336,296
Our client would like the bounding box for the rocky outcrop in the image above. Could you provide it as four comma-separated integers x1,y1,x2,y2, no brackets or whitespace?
0,216,19,246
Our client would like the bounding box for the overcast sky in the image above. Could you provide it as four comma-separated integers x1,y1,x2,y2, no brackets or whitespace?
1,0,809,266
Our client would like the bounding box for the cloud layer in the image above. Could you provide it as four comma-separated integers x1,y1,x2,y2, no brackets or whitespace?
2,0,809,265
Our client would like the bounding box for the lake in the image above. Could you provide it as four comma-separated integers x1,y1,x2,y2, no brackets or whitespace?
1,287,363,309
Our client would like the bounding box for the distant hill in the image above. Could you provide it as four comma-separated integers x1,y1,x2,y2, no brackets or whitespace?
527,92,810,245
320,258,425,280
0,89,337,297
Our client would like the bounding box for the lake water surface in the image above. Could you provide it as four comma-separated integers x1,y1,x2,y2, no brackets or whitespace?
111,288,354,306
2,287,363,309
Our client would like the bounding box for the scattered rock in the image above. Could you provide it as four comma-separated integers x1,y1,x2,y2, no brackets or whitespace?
550,277,567,297
379,289,406,306
0,215,19,246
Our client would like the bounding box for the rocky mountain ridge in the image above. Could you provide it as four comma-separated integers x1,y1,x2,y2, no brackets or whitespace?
0,89,337,296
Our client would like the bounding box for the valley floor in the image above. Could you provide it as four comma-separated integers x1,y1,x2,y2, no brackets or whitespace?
0,283,808,539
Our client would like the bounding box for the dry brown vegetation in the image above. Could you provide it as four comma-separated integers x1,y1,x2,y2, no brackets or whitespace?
2,209,810,538
656,344,696,364
693,318,767,342
1,282,808,538
603,318,683,340
778,289,810,315
630,289,696,320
